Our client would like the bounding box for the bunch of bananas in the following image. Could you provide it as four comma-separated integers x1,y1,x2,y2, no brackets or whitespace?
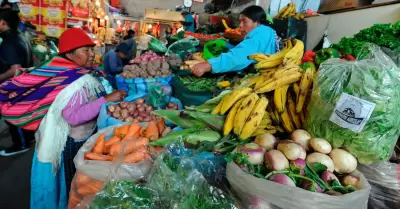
274,2,305,20
211,38,314,139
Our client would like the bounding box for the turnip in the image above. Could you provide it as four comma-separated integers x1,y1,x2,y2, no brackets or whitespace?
290,129,312,151
265,150,289,171
320,171,341,186
329,149,357,174
248,196,270,209
268,174,296,187
341,175,360,189
290,158,306,175
277,140,306,160
254,133,277,151
237,143,266,165
306,152,335,172
310,138,332,154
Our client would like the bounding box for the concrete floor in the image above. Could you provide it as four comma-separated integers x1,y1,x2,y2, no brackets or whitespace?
0,120,32,209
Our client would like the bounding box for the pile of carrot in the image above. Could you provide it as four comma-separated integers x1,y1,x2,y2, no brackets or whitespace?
84,120,168,163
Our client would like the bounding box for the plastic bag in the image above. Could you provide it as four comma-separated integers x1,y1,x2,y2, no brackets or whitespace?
166,36,200,59
358,162,400,209
75,139,240,209
115,75,173,96
97,93,183,129
145,84,171,109
68,124,153,209
227,162,371,209
305,44,400,164
148,36,167,53
203,39,228,60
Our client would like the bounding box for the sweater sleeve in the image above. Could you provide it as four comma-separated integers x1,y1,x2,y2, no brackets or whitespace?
62,94,107,126
208,32,275,74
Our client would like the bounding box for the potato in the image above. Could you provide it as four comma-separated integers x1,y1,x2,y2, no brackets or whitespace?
139,112,149,118
127,104,136,112
107,104,117,113
112,112,121,118
133,112,139,117
136,116,143,122
146,106,153,112
120,102,128,108
120,109,129,118
143,116,152,122
115,106,121,113
137,106,145,112
136,98,145,105
124,116,134,122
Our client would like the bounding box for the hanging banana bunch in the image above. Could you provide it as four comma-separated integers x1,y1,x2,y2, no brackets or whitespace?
274,2,306,20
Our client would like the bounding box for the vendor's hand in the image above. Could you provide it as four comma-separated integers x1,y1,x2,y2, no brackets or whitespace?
104,90,127,102
190,62,212,77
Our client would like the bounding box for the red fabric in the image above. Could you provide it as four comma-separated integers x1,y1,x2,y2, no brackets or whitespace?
58,28,95,54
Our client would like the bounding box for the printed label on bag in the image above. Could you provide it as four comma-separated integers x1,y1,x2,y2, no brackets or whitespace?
329,93,376,133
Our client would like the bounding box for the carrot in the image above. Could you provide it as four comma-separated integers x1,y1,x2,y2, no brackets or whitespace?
84,152,112,161
110,137,149,156
123,149,149,163
114,127,121,137
92,133,105,154
76,179,104,196
123,122,141,140
105,136,121,147
67,190,83,209
157,119,165,134
119,124,130,137
145,121,159,141
75,173,91,188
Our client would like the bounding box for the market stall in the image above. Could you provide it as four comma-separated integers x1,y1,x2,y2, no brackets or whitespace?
21,1,397,208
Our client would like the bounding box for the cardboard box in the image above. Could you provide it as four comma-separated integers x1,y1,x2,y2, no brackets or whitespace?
318,0,373,13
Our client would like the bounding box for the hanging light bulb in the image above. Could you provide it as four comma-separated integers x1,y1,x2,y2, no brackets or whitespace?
117,20,121,24
89,18,93,22
95,0,100,6
148,24,152,29
104,16,109,20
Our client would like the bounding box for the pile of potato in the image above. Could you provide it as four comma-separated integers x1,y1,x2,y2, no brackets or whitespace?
107,97,179,123
122,51,172,79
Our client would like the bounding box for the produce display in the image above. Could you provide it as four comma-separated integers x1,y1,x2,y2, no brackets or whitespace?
176,75,224,92
122,51,172,79
184,31,223,40
107,97,179,123
210,38,311,138
84,121,170,163
274,2,305,20
226,130,360,195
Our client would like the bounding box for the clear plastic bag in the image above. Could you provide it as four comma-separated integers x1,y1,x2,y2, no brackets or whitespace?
75,139,240,209
166,37,200,59
227,162,371,209
358,162,400,209
68,124,153,209
305,44,400,164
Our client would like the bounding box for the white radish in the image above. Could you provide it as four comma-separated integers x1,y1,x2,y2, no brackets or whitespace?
310,138,332,154
254,133,277,151
329,149,358,174
277,140,306,160
306,152,335,172
265,150,289,171
290,129,312,151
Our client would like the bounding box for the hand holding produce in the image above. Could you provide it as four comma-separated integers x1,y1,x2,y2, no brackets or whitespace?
107,97,179,123
104,90,127,102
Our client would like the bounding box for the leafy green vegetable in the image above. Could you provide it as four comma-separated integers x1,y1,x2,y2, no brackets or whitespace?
306,45,400,164
331,21,400,58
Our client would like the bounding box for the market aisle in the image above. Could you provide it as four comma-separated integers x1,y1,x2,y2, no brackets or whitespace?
0,120,32,209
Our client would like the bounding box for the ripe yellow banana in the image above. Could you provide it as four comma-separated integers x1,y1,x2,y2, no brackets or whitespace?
223,98,244,136
251,126,277,137
283,39,304,66
240,97,269,139
220,87,252,114
255,72,302,93
280,108,295,133
248,53,271,62
296,68,313,113
274,4,290,19
211,99,223,115
260,114,273,126
287,92,302,129
281,3,294,18
271,65,301,79
274,85,289,114
242,75,263,88
284,39,293,50
253,48,291,69
233,93,259,135
292,82,300,98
